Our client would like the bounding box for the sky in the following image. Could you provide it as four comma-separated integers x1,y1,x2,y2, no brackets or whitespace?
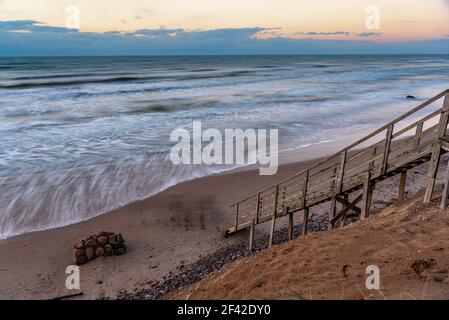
0,0,448,56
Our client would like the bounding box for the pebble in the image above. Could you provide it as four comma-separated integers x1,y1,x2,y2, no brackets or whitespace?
118,218,328,300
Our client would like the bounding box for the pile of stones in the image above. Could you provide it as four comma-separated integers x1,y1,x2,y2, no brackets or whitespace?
74,231,126,266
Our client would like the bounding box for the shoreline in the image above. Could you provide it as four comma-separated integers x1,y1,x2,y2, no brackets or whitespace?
0,136,356,241
1,134,445,299
0,149,324,299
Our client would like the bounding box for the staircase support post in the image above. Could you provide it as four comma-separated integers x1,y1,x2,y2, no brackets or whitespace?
398,170,407,202
424,143,442,203
255,193,261,224
269,186,279,248
441,160,449,209
339,194,349,228
329,151,347,230
302,208,309,235
234,203,239,232
269,215,276,248
381,125,394,174
328,197,337,230
288,210,294,241
361,171,374,219
249,219,255,253
426,94,449,203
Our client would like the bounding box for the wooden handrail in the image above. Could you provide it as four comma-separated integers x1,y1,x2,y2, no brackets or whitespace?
231,89,449,207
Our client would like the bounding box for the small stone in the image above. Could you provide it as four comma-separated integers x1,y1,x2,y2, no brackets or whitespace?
86,239,97,248
95,247,105,257
74,240,85,249
104,244,113,255
114,247,125,256
86,247,96,260
97,236,109,246
74,248,85,259
109,235,118,245
116,233,124,243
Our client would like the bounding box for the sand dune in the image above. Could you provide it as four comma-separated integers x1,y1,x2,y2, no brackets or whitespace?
169,194,449,300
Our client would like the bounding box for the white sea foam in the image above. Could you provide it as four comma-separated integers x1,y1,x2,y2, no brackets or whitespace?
0,55,448,239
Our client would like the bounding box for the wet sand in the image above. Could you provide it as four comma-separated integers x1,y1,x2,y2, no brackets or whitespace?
0,153,319,300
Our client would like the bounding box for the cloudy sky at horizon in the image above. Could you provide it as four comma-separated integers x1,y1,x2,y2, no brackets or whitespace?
1,0,448,56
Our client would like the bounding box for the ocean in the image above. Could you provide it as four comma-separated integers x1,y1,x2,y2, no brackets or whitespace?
0,55,448,239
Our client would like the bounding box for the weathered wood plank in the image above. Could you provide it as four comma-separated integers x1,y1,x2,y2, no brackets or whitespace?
288,210,294,241
424,142,442,203
331,194,362,225
381,125,394,174
398,171,407,202
249,219,255,252
441,161,449,209
268,185,279,247
302,207,309,235
269,215,276,248
361,171,374,219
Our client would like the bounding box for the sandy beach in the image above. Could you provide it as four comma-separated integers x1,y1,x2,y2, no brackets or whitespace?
0,147,324,299
1,134,448,300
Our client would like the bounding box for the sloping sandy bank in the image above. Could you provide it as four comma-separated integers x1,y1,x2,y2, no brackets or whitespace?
169,195,449,300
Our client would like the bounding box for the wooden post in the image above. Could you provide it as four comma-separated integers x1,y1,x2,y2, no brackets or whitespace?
424,143,442,203
441,161,449,209
339,194,349,228
288,210,294,241
369,146,377,171
329,151,347,230
381,125,393,175
249,219,255,252
234,203,239,231
398,170,407,202
361,171,374,219
302,207,309,235
415,121,423,148
269,215,276,248
269,186,279,247
331,194,362,226
301,171,309,209
281,187,286,213
273,185,279,217
426,94,449,203
437,94,449,138
328,197,337,230
255,193,261,224
328,165,338,229
337,151,347,193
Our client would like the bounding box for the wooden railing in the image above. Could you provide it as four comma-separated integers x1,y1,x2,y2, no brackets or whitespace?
226,89,449,247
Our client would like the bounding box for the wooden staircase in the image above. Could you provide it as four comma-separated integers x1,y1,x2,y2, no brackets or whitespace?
225,89,449,251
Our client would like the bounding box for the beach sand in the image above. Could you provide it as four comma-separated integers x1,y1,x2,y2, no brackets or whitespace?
0,150,321,299
169,194,449,300
0,138,447,300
